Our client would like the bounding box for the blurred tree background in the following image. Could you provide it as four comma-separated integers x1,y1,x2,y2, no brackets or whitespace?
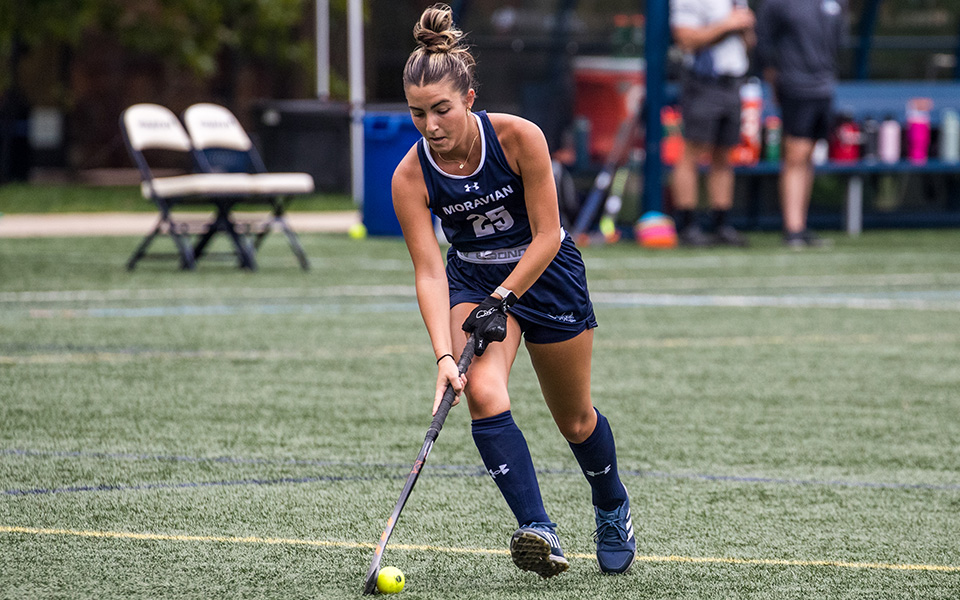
5,0,960,177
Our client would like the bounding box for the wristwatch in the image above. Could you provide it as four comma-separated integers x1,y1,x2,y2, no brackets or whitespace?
493,285,518,307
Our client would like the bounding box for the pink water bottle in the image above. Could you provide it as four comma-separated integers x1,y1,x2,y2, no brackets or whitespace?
906,98,932,164
878,115,901,164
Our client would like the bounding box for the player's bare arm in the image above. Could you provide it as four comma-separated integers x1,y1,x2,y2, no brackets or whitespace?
392,148,466,408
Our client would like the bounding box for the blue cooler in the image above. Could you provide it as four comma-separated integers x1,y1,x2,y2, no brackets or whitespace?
363,112,422,236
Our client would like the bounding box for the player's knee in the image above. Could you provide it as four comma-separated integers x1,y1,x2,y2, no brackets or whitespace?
464,376,509,415
555,409,596,444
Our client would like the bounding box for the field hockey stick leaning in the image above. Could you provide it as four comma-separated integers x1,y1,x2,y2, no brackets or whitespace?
570,105,641,240
362,336,477,595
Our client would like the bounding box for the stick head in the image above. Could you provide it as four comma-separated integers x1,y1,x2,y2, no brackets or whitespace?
362,568,379,595
362,543,384,594
360,335,475,595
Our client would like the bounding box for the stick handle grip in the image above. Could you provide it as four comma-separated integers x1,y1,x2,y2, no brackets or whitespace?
427,335,475,441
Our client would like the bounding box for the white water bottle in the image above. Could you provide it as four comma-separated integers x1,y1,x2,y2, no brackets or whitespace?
939,108,960,163
878,115,901,164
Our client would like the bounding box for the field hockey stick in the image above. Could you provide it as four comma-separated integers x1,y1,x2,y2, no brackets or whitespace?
362,336,476,595
570,108,640,239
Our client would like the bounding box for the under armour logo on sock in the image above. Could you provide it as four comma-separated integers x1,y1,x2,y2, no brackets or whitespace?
488,464,510,479
586,464,612,477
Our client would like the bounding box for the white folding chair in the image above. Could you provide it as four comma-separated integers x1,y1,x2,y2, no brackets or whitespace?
120,103,258,269
183,103,314,269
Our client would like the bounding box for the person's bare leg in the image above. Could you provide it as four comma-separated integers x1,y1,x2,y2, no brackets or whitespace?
450,305,568,577
781,135,816,235
526,329,636,574
672,139,712,212
672,139,713,245
707,146,735,211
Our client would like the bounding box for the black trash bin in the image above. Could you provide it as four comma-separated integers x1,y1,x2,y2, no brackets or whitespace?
252,99,351,194
0,87,32,183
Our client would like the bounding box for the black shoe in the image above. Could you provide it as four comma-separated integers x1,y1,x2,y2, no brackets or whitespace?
713,225,748,247
801,230,831,248
783,231,807,250
784,230,830,250
678,224,713,247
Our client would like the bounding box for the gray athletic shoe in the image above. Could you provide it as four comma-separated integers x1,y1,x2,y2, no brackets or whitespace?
594,498,637,574
678,224,713,247
784,230,831,250
510,522,569,579
713,225,749,247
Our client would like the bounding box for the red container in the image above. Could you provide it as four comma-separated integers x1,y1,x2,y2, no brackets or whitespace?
829,118,861,163
572,56,645,160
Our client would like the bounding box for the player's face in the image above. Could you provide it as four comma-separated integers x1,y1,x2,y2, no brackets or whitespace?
405,79,476,155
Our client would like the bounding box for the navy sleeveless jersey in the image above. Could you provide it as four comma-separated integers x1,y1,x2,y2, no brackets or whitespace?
414,111,597,343
417,111,531,252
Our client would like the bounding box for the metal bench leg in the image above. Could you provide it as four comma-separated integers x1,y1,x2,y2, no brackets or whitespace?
268,197,310,270
278,218,310,270
192,223,218,261
127,215,197,270
252,197,286,251
168,221,197,270
845,175,863,237
225,224,257,270
127,222,162,271
210,203,257,270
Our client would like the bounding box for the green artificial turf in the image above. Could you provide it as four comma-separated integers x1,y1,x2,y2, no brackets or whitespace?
1,230,959,598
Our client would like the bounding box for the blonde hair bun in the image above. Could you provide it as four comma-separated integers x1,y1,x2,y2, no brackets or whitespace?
414,3,462,54
403,3,476,93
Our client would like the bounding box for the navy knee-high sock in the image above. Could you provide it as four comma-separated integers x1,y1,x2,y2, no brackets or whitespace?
568,409,628,511
472,410,550,527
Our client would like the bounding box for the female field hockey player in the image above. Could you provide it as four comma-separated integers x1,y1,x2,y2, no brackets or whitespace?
392,3,636,577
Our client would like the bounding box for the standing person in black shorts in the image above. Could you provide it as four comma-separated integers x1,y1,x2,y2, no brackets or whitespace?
391,3,636,578
756,0,847,249
670,0,754,247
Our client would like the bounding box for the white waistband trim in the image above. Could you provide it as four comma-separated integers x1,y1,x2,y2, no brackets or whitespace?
455,228,565,264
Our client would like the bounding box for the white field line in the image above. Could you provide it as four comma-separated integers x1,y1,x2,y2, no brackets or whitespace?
582,251,952,270
4,272,960,304
2,333,957,365
591,291,960,311
590,272,960,291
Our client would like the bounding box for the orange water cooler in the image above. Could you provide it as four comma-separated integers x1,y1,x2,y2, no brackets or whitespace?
572,56,645,161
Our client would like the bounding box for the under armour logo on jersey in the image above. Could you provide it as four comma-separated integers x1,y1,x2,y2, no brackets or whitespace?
586,464,612,477
464,182,480,193
488,464,510,479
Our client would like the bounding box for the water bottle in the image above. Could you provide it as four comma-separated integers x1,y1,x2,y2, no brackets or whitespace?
611,14,631,57
861,117,879,163
763,115,782,162
878,115,901,164
731,78,763,165
939,108,960,163
906,98,932,164
812,139,829,165
661,106,684,166
573,117,591,172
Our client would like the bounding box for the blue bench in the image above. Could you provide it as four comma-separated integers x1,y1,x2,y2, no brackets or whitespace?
739,81,960,234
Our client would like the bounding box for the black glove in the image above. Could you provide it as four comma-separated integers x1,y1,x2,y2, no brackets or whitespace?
462,293,515,356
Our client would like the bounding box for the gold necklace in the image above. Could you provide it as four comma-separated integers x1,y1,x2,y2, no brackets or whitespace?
436,129,479,170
